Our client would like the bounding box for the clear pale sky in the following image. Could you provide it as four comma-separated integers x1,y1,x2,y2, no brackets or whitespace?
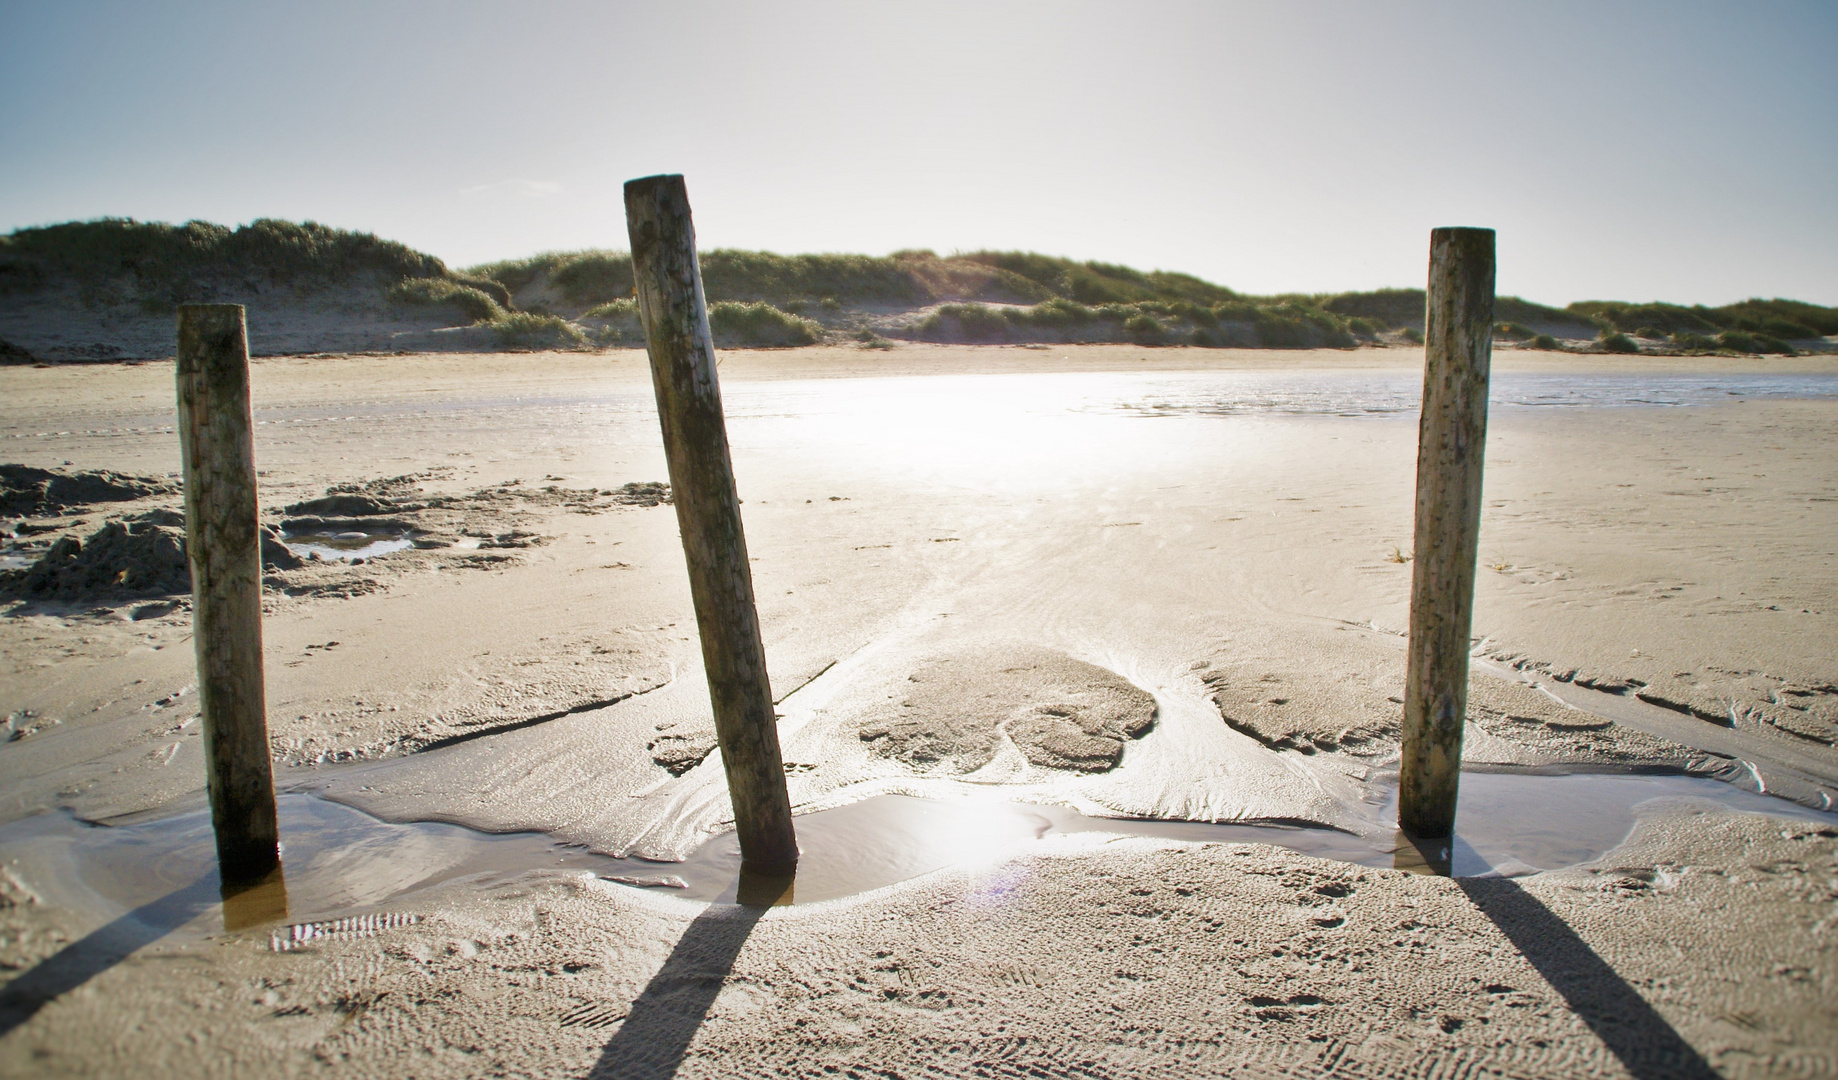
3,1,1834,306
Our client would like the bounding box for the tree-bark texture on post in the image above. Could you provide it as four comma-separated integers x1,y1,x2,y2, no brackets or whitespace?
624,175,799,875
176,303,281,883
1399,227,1495,840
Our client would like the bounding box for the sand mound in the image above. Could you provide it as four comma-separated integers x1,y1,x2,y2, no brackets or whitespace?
12,521,189,598
283,493,402,517
6,519,301,600
858,646,1156,773
0,464,173,518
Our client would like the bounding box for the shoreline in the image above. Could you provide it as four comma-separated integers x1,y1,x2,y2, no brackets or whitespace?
2,349,1835,1076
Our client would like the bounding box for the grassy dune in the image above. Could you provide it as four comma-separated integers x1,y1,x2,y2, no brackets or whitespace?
3,218,1833,355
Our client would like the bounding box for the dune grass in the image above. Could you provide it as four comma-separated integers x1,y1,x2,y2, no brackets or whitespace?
1596,331,1641,354
1571,298,1833,341
490,312,586,350
910,297,1356,348
1317,289,1593,334
469,250,926,309
469,249,1256,314
388,278,508,323
8,217,1833,357
707,301,824,347
0,218,477,312
576,298,822,348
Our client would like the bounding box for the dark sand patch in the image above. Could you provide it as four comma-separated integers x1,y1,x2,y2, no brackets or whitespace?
274,473,669,558
648,729,718,776
859,646,1156,773
1198,628,1715,769
4,519,301,602
1495,651,1838,748
3,471,674,607
0,464,173,518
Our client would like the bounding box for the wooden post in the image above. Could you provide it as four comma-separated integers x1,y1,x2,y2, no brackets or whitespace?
1399,228,1495,839
624,175,799,875
176,304,281,884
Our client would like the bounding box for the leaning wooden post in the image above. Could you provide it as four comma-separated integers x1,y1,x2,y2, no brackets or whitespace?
624,175,799,876
1399,228,1495,839
176,304,281,884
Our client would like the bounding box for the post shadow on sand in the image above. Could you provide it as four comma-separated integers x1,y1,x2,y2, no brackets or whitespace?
1393,831,1721,1080
590,872,790,1080
0,865,287,1039
1,875,214,1038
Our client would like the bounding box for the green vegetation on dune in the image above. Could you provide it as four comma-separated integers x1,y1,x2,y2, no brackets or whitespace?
1571,298,1836,341
464,248,1253,312
707,301,824,347
5,217,1833,357
469,249,927,308
911,297,1359,349
576,296,821,348
490,312,586,350
953,251,1242,306
0,218,489,311
1317,288,1591,334
389,277,508,323
471,248,1376,350
470,249,632,308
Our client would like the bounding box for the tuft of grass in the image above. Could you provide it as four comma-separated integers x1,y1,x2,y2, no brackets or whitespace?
1711,329,1796,356
1123,312,1165,343
853,328,896,350
1399,327,1424,344
582,298,638,320
390,278,507,323
491,312,586,350
1251,305,1355,348
1596,331,1640,354
580,298,642,346
707,301,824,347
1528,334,1562,350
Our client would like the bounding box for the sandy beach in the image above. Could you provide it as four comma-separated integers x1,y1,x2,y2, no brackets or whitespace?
2,345,1836,1077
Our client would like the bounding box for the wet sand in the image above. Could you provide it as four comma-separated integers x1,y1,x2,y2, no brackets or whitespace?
2,345,1836,1076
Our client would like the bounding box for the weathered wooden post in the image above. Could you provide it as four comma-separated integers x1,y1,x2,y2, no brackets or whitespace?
624,175,799,876
176,304,281,884
1399,228,1495,840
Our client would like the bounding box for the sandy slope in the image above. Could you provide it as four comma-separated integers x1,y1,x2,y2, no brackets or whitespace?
1,345,1836,1076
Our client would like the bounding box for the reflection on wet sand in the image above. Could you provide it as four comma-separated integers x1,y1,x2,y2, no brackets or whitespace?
220,865,289,931
8,771,1835,933
1391,830,1453,876
733,869,794,908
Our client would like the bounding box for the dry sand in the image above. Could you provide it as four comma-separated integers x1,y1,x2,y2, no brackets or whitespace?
1,345,1836,1077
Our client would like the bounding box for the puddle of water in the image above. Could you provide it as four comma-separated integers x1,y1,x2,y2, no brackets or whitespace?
0,794,625,943
0,548,39,571
279,527,415,561
594,772,1837,902
7,772,1833,939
